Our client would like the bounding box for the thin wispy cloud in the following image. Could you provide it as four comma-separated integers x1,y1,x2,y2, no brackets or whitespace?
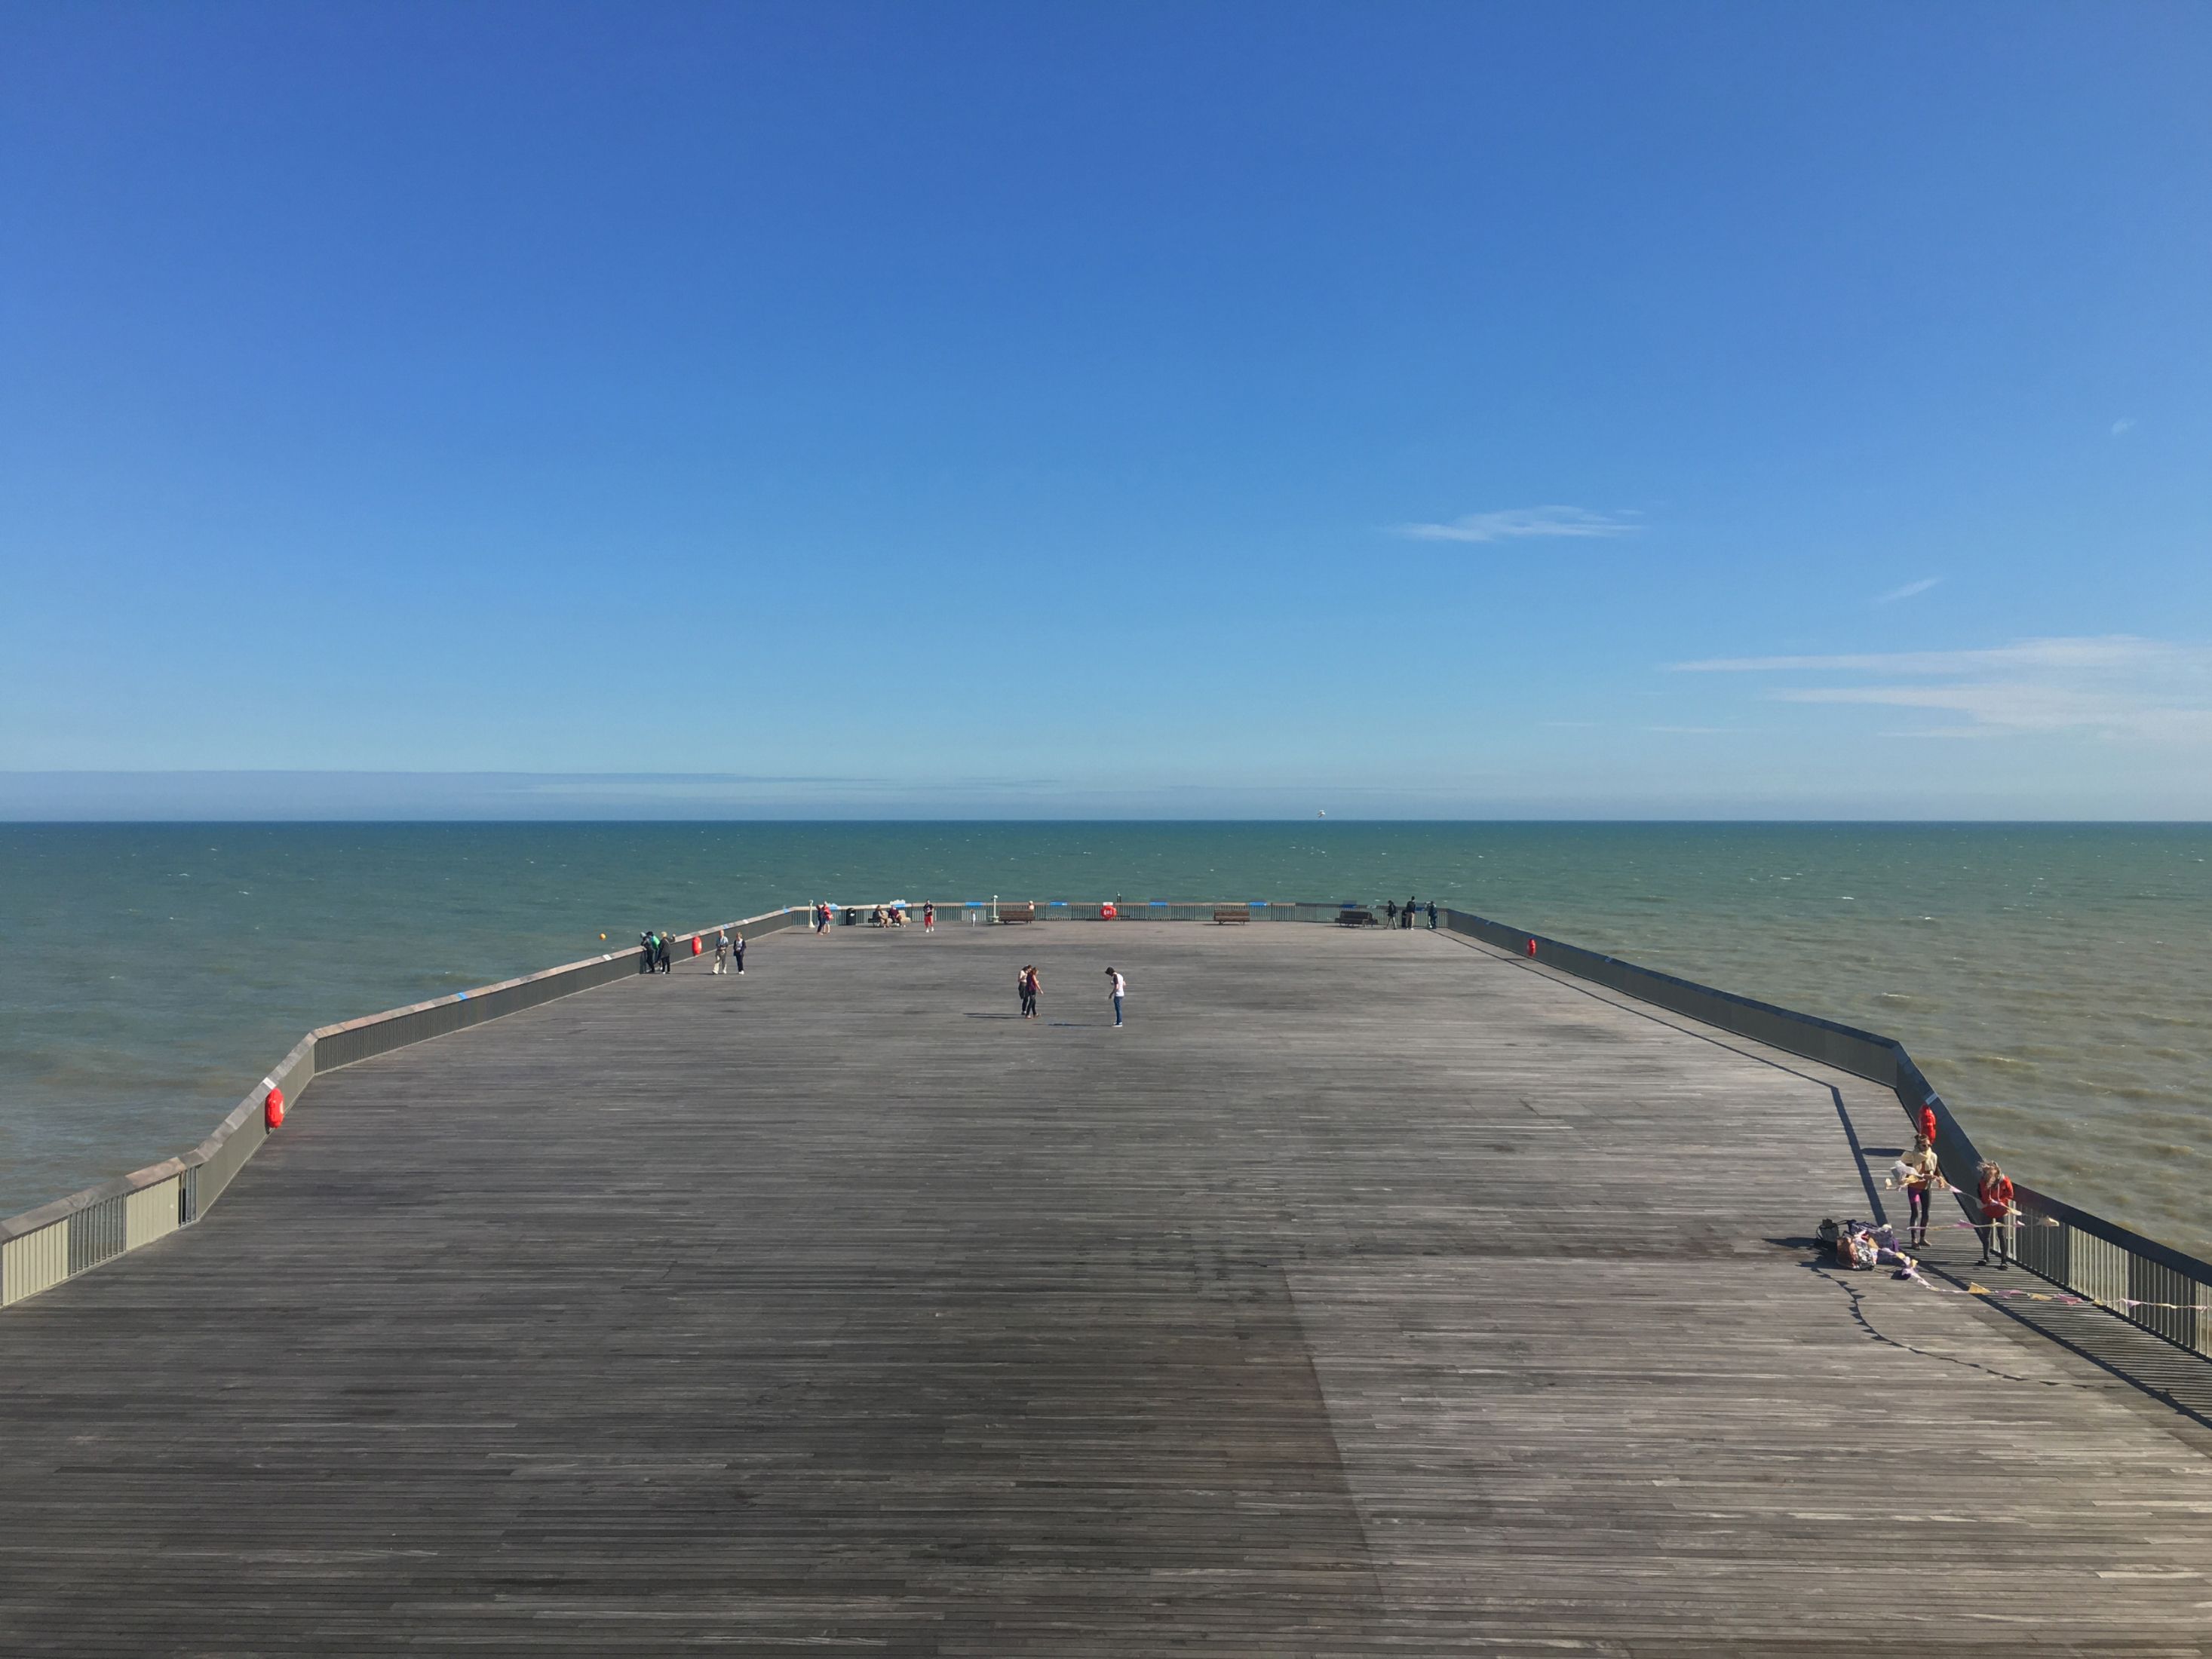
2112,417,2137,437
1669,636,2171,676
1665,635,2212,742
1874,576,1941,604
1391,505,1641,544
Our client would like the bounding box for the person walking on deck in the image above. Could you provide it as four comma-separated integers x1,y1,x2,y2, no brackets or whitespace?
1106,967,1125,1027
1901,1134,1942,1249
1385,900,1398,928
732,931,746,974
713,929,730,974
1019,965,1039,1020
1977,1161,2015,1269
1426,900,1437,929
923,901,935,933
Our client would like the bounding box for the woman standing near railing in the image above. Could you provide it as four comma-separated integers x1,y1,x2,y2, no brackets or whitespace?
1977,1161,2016,1271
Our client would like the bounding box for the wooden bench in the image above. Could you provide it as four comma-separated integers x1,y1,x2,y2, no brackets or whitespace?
1336,909,1376,928
1213,907,1250,925
997,902,1035,925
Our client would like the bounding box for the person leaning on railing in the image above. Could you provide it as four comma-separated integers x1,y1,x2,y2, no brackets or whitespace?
1977,1161,2016,1271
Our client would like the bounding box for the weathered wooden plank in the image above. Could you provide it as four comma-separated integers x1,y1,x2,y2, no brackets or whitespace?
1,921,2207,1655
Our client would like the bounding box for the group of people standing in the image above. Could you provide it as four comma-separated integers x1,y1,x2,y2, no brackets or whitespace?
1015,964,1126,1026
1381,897,1437,930
711,928,745,975
1894,1103,2017,1268
637,927,746,974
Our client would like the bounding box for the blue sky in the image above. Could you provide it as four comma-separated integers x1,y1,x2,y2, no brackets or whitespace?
3,2,2208,817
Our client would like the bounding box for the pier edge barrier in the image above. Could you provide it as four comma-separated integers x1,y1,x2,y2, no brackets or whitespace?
8,894,2207,1372
0,906,805,1307
1436,905,2210,1363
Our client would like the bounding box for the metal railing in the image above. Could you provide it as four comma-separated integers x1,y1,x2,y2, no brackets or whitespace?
10,891,2206,1366
1,906,807,1308
2009,1185,2208,1356
1433,904,2212,1362
881,899,1371,925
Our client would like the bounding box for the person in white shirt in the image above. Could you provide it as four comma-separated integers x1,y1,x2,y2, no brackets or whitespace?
1106,967,1125,1028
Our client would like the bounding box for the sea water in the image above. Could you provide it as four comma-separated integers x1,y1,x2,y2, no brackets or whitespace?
2,822,2206,1257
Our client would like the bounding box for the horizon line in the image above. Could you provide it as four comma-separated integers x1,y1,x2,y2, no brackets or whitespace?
5,815,2211,827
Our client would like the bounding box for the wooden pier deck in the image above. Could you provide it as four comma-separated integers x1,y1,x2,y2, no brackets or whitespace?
5,921,2211,1656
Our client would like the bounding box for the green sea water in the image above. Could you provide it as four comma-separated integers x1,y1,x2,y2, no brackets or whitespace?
2,822,2207,1257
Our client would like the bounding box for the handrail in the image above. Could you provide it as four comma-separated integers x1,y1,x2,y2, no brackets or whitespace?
10,892,2206,1367
1433,905,2210,1361
1,906,807,1307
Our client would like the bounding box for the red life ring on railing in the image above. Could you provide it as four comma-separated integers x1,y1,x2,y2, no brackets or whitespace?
691,936,702,956
1100,903,1118,920
1526,937,1538,957
265,1086,286,1130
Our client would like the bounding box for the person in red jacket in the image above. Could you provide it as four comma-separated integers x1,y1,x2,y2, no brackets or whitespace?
1977,1161,2016,1269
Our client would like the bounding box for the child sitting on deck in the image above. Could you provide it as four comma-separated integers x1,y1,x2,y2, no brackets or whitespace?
1821,1218,1919,1278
